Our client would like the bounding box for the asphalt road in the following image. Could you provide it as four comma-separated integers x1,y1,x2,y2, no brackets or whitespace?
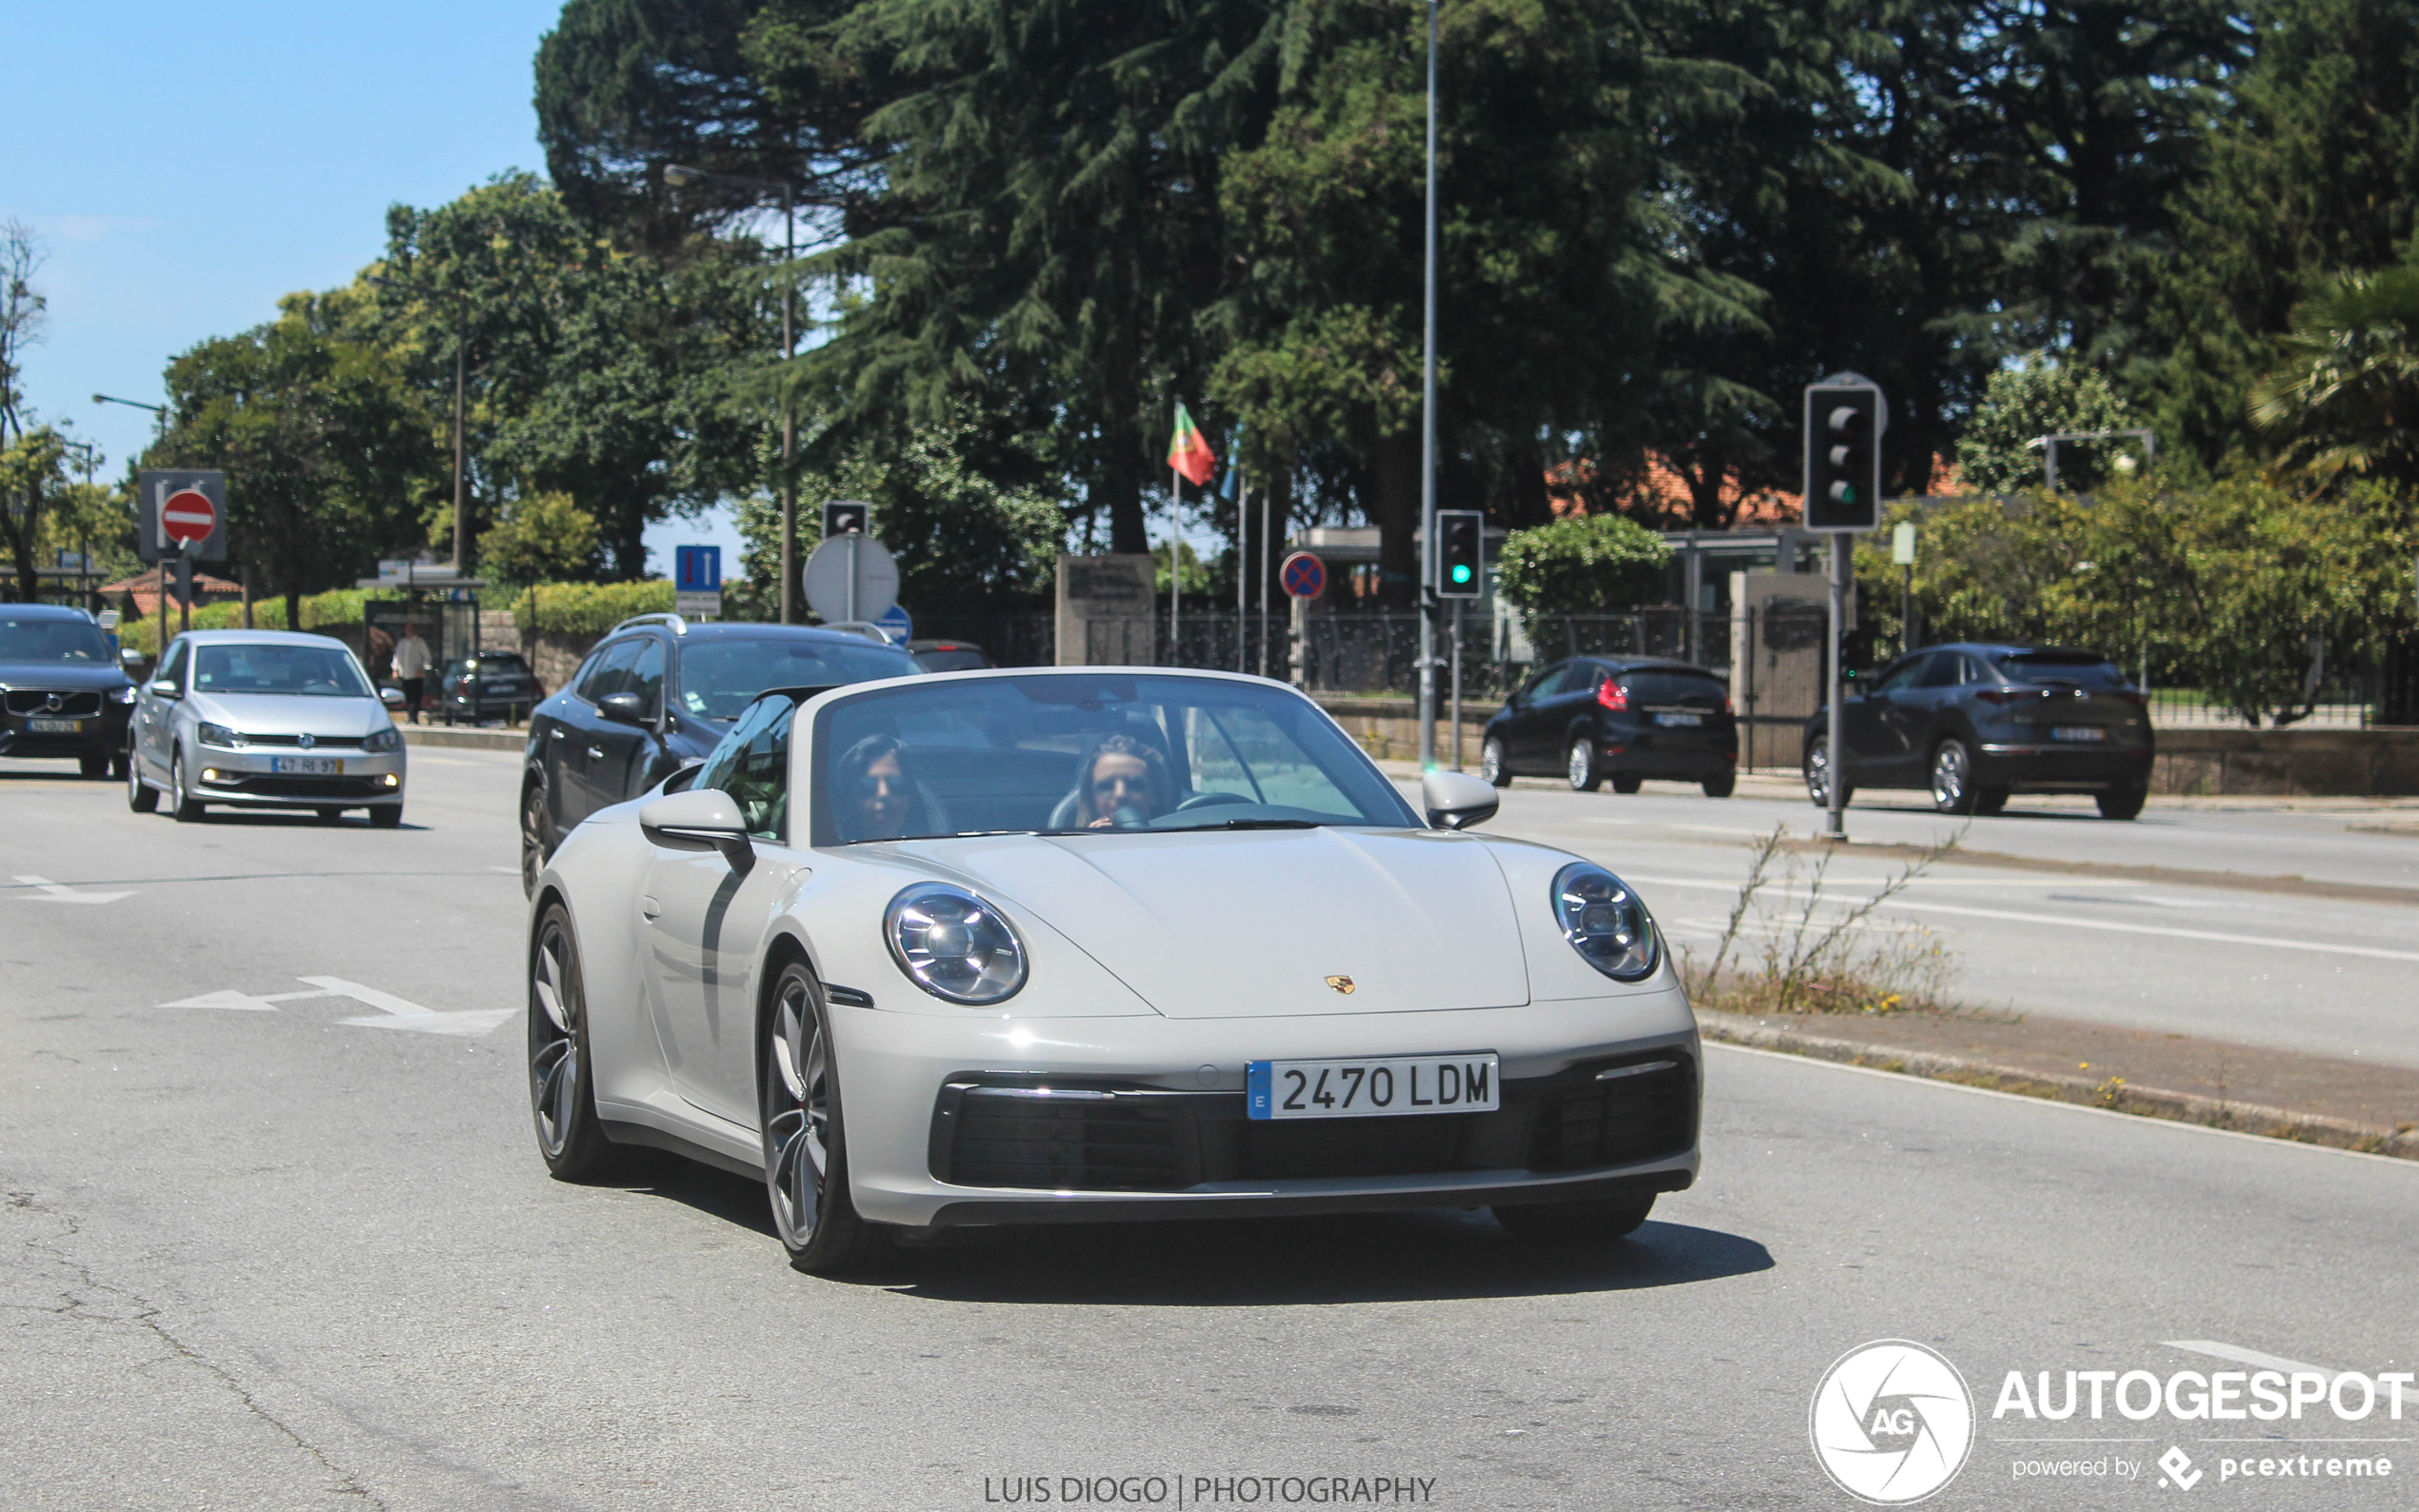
5,752,2414,1511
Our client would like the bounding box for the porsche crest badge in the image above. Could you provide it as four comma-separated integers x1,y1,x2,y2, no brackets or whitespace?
1325,975,1356,995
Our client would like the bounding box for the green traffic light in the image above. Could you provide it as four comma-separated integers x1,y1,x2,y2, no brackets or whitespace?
1450,565,1472,584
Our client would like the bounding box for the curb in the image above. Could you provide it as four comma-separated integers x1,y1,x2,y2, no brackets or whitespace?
1695,1008,2419,1161
400,726,525,753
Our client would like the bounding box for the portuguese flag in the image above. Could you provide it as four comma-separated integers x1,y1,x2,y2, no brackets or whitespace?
1166,403,1217,487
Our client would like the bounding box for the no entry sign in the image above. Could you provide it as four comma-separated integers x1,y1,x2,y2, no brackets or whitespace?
136,470,228,562
161,489,216,547
1280,549,1327,601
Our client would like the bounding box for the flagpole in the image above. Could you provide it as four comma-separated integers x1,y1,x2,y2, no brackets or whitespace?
1170,458,1182,666
1235,478,1248,673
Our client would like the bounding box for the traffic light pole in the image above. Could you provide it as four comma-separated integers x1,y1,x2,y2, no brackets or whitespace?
1415,0,1440,772
1449,599,1464,770
1826,533,1849,842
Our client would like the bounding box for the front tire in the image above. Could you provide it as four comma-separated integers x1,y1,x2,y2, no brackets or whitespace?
1494,1195,1656,1243
1929,738,1978,815
127,744,158,812
79,752,109,779
1567,737,1603,792
370,804,403,828
528,903,625,1181
1480,738,1510,788
763,962,888,1276
520,779,554,897
1804,743,1851,809
170,748,205,823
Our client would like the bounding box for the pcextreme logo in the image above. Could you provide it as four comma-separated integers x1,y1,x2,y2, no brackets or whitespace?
1810,1341,1977,1504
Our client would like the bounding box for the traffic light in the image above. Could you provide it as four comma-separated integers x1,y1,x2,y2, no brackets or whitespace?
1436,509,1484,598
1803,383,1882,532
822,499,870,538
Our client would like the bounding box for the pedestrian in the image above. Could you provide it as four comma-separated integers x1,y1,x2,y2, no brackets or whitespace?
392,622,432,724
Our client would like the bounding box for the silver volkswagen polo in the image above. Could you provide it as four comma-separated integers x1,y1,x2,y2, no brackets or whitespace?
128,630,408,826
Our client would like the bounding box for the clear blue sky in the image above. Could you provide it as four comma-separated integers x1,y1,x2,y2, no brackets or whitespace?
4,0,746,577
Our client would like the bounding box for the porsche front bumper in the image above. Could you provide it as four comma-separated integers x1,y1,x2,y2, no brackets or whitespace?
831,988,1702,1229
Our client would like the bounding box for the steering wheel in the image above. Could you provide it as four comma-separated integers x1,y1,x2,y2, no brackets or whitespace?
1174,790,1254,812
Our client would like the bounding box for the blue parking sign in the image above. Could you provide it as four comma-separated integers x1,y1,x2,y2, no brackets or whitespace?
674,545,721,593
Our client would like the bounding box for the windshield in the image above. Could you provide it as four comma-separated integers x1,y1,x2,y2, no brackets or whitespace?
811,673,1420,845
193,643,376,698
679,638,917,721
0,616,110,665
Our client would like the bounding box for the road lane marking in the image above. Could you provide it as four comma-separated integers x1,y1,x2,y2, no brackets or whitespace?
1704,1042,2419,1166
2163,1342,2349,1383
10,873,134,905
155,976,514,1037
1624,874,2419,964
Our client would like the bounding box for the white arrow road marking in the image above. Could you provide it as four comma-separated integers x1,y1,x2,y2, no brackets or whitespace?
297,975,516,1038
13,874,135,905
156,986,336,1012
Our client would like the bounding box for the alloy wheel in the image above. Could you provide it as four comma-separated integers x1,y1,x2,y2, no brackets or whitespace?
529,919,581,1161
520,784,550,898
1480,739,1507,787
1804,745,1832,807
766,976,831,1249
1930,740,1973,813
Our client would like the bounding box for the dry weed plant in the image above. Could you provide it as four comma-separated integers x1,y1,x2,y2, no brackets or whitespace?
1679,825,1965,1017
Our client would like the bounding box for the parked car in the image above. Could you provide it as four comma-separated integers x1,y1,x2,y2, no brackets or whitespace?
0,605,138,778
1803,643,2153,819
521,615,921,892
127,630,407,825
1480,657,1738,797
906,639,994,673
525,667,1699,1274
438,651,542,726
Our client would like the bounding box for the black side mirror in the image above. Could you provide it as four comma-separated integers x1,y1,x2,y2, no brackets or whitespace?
597,691,650,726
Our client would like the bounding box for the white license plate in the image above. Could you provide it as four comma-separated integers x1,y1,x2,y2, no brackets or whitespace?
2050,726,2106,743
270,756,342,775
29,718,81,733
1653,711,1703,727
1247,1053,1500,1121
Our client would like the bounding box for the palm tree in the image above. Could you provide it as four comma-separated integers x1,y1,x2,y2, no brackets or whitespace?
2249,266,2419,487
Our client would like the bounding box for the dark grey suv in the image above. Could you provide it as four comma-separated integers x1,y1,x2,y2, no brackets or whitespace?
520,615,918,891
1805,644,2154,819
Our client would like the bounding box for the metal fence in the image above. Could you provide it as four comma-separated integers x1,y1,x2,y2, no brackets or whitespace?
913,606,2418,730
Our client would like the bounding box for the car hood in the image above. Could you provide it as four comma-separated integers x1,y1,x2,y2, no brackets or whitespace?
0,660,130,692
881,826,1531,1019
188,691,392,738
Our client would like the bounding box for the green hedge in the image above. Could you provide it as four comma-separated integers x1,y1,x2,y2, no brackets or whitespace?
510,580,674,636
115,588,390,656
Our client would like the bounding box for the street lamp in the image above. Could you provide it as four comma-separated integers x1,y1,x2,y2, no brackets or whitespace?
365,274,471,573
665,162,802,624
92,393,164,414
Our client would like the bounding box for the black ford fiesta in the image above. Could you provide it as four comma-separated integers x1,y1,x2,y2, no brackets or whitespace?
1804,643,2154,819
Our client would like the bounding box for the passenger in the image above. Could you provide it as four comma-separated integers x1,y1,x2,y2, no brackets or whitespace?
836,733,926,841
1071,734,1172,829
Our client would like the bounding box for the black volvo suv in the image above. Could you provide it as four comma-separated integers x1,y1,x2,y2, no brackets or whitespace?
0,605,138,778
521,615,919,891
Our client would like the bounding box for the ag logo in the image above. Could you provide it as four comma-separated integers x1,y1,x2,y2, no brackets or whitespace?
1809,1340,1974,1504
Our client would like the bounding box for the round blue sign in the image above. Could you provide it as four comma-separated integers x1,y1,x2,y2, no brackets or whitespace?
1280,550,1327,600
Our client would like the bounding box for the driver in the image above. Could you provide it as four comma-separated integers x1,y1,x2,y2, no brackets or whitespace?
835,733,930,841
1070,734,1172,829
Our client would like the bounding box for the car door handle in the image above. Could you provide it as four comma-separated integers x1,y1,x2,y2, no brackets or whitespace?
587,746,604,762
641,895,661,921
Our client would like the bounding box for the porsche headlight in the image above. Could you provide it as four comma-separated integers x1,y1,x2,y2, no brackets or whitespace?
364,726,402,753
197,722,248,749
886,883,1028,1005
1551,863,1660,982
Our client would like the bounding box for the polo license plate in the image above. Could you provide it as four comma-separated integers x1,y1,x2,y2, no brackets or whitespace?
1653,711,1703,727
2050,726,2106,743
1248,1053,1500,1121
270,756,342,775
29,718,81,733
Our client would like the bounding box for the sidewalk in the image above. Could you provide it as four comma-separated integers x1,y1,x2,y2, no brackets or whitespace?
1699,1005,2419,1160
